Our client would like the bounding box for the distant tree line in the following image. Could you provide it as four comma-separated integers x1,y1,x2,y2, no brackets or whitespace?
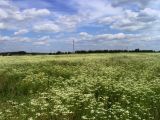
75,49,156,54
0,49,158,56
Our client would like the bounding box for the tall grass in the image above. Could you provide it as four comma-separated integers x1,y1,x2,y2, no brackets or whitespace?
0,53,160,120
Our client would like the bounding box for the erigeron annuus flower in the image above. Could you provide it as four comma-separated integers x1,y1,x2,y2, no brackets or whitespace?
28,117,33,120
36,113,41,116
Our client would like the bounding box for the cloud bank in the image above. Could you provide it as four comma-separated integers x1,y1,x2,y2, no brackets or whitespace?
0,0,160,52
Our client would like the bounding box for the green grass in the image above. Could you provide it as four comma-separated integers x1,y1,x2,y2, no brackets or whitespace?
0,53,160,120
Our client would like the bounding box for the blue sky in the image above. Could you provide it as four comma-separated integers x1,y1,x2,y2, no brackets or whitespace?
0,0,160,52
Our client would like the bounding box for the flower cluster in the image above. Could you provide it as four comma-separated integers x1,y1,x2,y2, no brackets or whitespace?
0,54,160,120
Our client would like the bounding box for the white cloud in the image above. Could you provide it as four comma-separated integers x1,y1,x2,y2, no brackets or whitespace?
0,35,31,43
0,9,8,19
98,10,138,25
0,0,10,6
79,32,128,41
13,37,31,42
0,0,123,33
0,0,160,51
75,0,123,18
0,3,51,29
33,36,50,46
141,8,160,17
110,0,152,8
98,8,159,31
78,32,160,43
0,22,5,29
0,5,51,21
0,0,82,33
0,35,11,42
96,33,126,40
0,1,52,33
98,17,115,24
14,29,29,35
33,22,60,32
39,36,50,41
56,15,83,31
79,32,93,40
12,12,25,21
111,19,148,31
80,32,91,37
33,41,49,45
10,8,51,21
22,8,50,18
0,22,9,29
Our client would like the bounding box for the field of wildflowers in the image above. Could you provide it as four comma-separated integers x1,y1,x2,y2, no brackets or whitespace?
0,53,160,120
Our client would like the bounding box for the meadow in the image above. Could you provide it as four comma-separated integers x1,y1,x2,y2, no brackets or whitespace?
0,53,160,120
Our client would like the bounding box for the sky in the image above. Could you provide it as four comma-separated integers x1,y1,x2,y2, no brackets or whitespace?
0,0,160,52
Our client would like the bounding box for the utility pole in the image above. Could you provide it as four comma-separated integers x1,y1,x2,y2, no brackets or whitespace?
0,30,4,53
127,47,129,52
73,39,75,53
